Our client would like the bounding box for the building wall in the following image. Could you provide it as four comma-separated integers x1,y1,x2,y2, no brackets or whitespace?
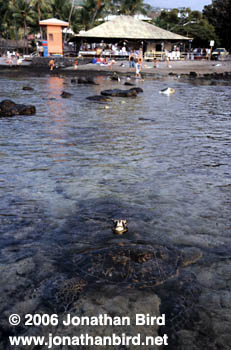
147,41,173,52
47,25,63,55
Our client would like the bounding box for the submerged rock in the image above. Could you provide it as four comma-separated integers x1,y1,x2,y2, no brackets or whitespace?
86,95,112,102
124,81,135,86
78,77,98,85
129,87,143,93
61,91,72,98
22,86,34,91
101,88,137,97
0,99,36,117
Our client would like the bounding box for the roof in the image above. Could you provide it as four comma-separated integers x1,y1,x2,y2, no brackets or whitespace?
76,15,190,40
102,14,152,22
39,18,69,27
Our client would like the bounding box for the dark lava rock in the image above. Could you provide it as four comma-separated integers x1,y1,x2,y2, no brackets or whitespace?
0,99,36,117
124,82,135,86
78,77,98,85
61,91,72,98
129,87,143,93
86,95,112,102
101,88,137,97
22,86,34,91
189,71,197,77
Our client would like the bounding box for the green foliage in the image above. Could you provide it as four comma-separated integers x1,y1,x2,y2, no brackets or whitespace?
119,0,146,15
31,0,53,22
77,0,106,30
154,8,219,48
0,0,9,37
203,0,231,49
11,0,36,34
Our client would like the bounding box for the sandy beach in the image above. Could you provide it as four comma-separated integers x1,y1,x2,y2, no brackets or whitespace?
1,57,231,79
74,58,231,78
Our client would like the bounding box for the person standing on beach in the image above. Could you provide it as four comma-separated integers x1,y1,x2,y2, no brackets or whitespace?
49,59,55,71
135,58,140,78
138,50,143,72
153,57,159,68
129,51,135,68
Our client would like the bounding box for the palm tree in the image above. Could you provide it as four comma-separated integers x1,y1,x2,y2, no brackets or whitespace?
50,0,71,21
10,0,35,53
119,0,146,15
0,0,10,37
31,0,52,23
78,0,105,30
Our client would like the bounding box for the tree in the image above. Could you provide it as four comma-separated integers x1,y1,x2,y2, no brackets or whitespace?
31,0,52,23
119,0,146,15
203,0,231,49
10,0,36,52
50,0,72,21
154,8,219,48
0,0,10,37
78,0,106,30
182,19,219,48
154,8,179,31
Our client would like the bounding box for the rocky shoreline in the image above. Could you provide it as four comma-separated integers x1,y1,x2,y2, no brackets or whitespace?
0,58,231,80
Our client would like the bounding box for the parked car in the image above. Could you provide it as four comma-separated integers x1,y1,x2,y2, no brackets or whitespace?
23,51,40,61
211,48,229,60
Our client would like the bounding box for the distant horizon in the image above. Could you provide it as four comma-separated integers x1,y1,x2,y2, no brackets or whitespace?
145,0,212,11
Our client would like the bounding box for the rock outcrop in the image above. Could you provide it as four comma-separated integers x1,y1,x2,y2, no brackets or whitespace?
0,99,36,117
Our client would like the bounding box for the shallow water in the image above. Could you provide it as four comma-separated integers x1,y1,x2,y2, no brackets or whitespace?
0,74,231,349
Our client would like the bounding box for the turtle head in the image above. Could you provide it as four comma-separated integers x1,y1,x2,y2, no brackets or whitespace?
112,219,128,235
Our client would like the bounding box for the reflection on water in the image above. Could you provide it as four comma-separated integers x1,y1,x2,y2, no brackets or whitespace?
0,74,231,349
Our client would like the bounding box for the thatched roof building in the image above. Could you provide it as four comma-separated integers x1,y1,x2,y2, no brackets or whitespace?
72,15,190,52
77,15,189,41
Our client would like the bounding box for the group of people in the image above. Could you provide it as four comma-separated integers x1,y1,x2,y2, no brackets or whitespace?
91,56,116,69
5,51,23,66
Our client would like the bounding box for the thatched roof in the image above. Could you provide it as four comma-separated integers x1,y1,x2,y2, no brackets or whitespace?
76,16,190,40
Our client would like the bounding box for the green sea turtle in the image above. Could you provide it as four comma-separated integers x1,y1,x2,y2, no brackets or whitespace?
44,242,202,313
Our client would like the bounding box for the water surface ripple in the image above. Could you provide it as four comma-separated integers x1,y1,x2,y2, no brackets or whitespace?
0,75,231,348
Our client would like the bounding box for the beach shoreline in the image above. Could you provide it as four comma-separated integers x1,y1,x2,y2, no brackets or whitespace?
1,58,231,79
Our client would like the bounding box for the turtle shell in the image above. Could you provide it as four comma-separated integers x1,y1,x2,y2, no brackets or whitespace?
72,244,182,287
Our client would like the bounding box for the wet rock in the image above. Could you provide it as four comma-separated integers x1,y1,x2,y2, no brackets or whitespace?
77,77,98,85
86,95,112,102
101,88,137,98
124,81,135,86
0,99,36,117
22,86,34,91
189,71,197,77
61,91,72,98
129,87,143,94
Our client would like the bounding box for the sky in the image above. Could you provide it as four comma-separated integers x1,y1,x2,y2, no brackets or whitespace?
146,0,212,11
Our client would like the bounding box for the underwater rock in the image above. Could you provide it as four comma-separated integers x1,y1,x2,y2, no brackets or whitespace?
86,95,112,102
124,82,135,86
77,77,98,85
61,91,72,98
101,88,137,97
22,86,34,91
129,87,143,93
